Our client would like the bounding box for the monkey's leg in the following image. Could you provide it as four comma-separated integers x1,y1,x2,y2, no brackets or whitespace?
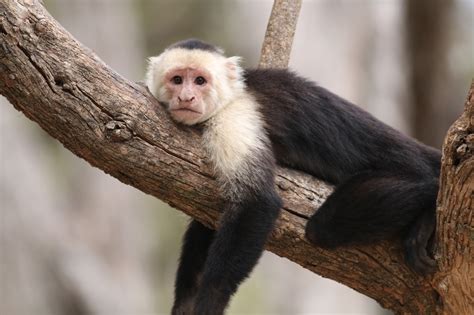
194,192,281,315
172,220,215,315
305,172,438,274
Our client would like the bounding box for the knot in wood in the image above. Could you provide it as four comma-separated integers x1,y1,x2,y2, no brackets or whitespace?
277,180,291,191
455,134,473,163
54,73,68,87
34,19,47,33
456,143,469,156
105,120,132,142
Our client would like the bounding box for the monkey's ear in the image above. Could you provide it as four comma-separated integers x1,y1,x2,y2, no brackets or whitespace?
225,56,243,81
147,56,162,69
145,56,163,91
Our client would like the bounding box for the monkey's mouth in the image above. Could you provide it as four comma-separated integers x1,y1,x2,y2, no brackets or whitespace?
169,108,203,124
171,108,202,114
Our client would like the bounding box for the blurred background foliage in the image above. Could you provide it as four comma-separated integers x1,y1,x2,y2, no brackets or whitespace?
1,0,472,314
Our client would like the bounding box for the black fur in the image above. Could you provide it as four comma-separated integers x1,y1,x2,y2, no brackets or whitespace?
193,191,281,314
172,190,281,315
245,68,440,274
169,41,441,315
172,220,215,314
167,38,223,55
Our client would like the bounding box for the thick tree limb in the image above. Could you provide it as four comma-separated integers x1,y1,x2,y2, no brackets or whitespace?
1,1,472,314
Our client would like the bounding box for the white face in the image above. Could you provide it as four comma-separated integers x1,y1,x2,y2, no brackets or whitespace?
161,66,216,125
146,49,244,125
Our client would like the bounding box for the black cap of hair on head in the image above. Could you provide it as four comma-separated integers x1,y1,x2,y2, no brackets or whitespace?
167,38,224,55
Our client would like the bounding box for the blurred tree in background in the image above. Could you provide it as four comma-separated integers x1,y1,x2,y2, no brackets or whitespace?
405,0,469,148
1,1,472,314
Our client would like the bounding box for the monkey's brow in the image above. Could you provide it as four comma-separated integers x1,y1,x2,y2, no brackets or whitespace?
168,66,198,72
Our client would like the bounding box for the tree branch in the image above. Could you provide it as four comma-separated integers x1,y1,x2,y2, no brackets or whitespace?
259,0,302,68
1,1,471,313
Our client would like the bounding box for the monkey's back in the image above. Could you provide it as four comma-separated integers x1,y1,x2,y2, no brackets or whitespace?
244,69,441,184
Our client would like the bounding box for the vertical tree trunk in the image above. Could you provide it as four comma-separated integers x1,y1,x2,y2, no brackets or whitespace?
433,81,474,315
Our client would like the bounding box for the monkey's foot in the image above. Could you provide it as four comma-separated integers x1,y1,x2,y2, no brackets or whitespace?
403,210,437,275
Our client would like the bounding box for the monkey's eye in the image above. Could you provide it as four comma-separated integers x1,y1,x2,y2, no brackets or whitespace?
195,76,207,85
171,76,183,85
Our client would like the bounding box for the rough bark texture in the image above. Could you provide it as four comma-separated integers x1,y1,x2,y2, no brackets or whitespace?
0,1,472,314
259,0,302,68
432,81,474,315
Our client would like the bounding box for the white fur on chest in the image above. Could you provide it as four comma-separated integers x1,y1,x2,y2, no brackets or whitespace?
203,94,269,197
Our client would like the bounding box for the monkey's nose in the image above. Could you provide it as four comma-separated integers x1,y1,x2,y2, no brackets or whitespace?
178,96,195,102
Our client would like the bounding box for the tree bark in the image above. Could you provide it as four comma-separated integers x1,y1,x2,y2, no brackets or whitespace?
259,0,302,68
432,81,474,315
0,1,472,314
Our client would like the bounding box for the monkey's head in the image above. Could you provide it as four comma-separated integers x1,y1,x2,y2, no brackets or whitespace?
146,39,244,125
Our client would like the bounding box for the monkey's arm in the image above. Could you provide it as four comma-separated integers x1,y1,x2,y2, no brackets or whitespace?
1,2,472,314
193,193,281,314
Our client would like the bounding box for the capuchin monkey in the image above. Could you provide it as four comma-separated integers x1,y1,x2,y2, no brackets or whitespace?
145,39,440,314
